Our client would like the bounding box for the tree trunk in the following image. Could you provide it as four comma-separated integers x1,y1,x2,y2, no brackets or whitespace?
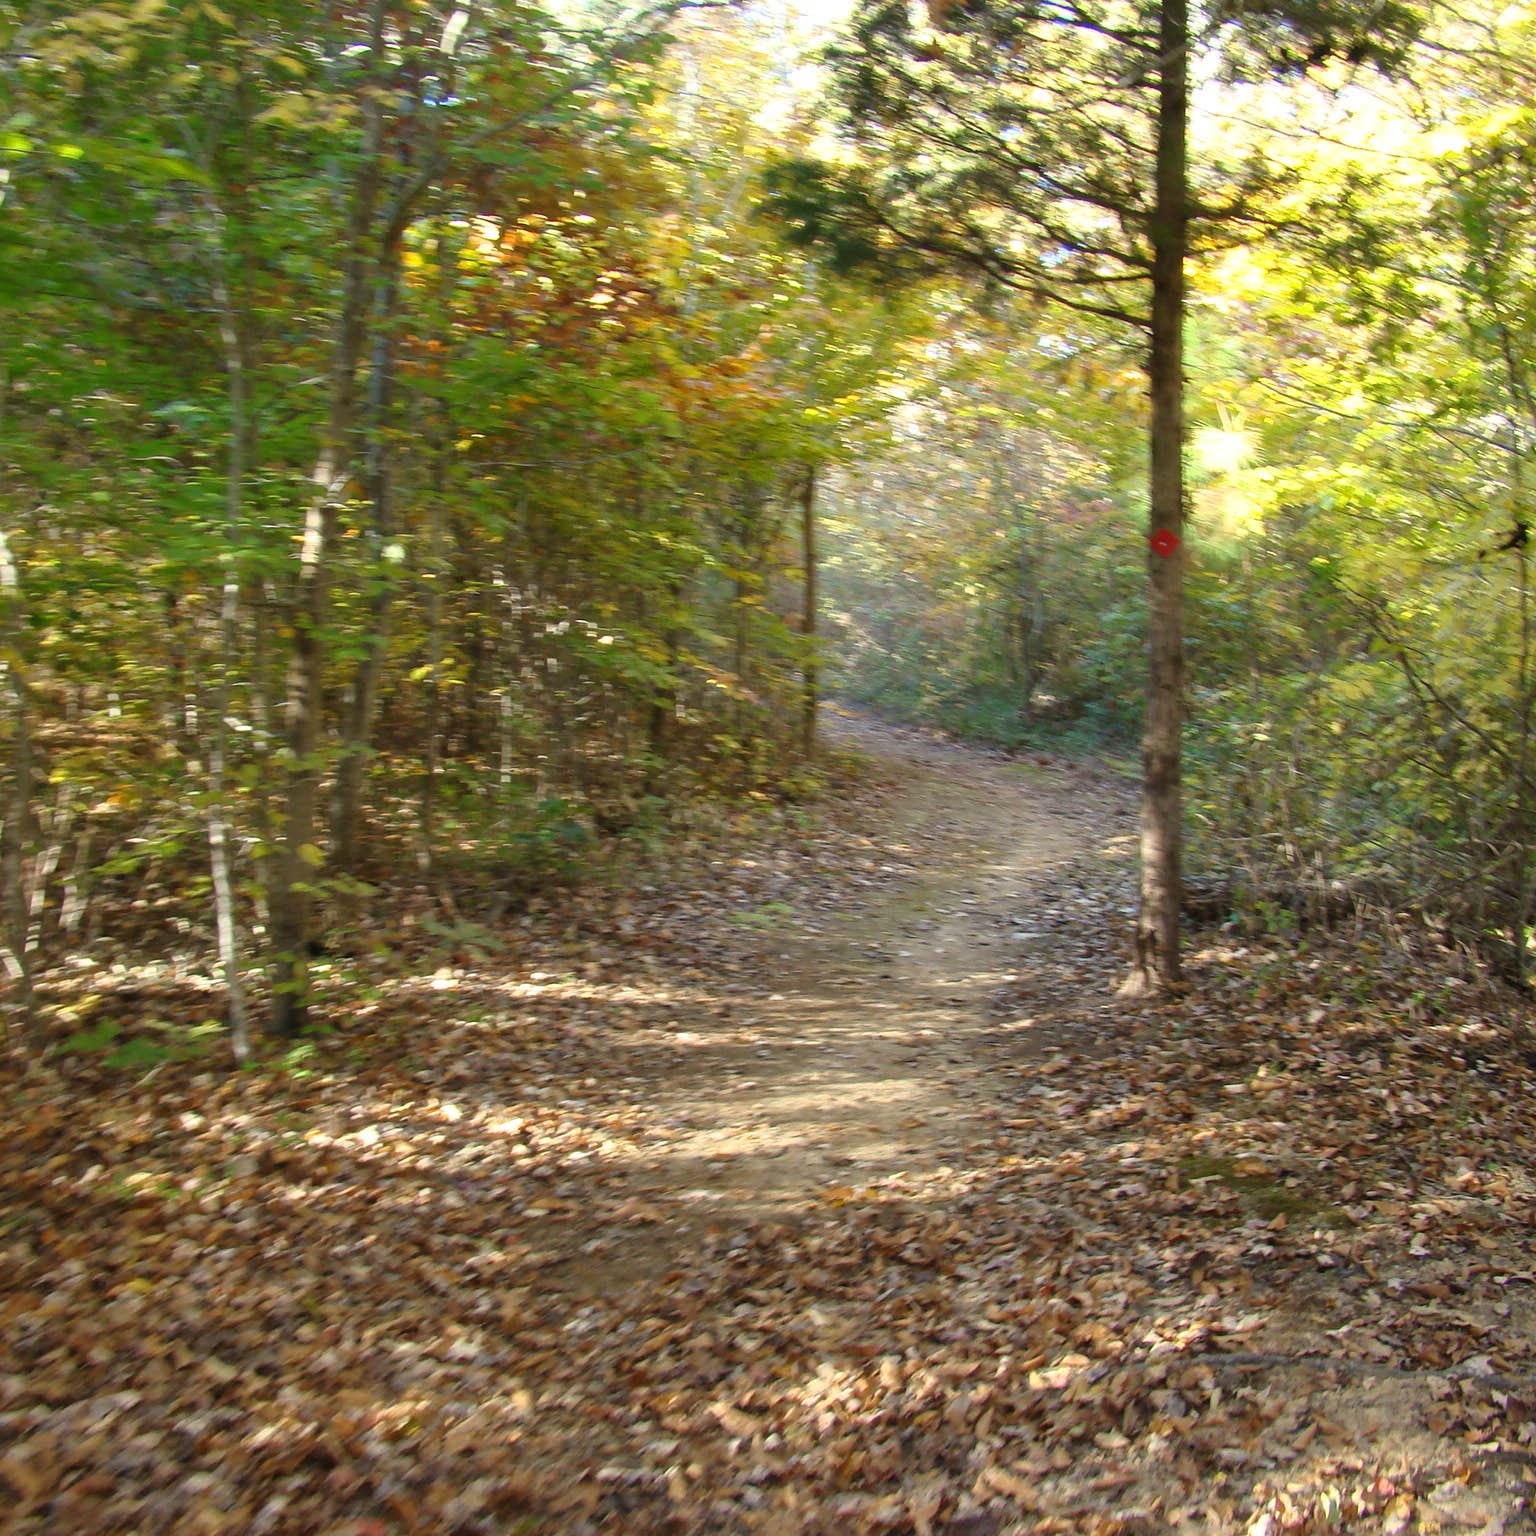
0,339,36,1035
800,464,819,758
647,574,683,782
332,251,403,871
732,566,750,736
266,0,387,1037
209,246,251,1063
1121,0,1188,997
729,488,764,742
0,525,36,1038
164,589,198,759
1512,519,1533,987
1001,444,1042,727
416,228,459,871
417,422,449,872
209,563,248,1064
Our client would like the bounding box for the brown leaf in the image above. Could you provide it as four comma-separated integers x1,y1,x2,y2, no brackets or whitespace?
709,1402,763,1438
0,1447,50,1502
978,1464,1040,1510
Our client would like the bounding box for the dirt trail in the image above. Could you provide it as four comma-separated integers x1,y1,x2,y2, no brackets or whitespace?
12,713,1534,1535
531,719,1536,1533
570,712,1137,1283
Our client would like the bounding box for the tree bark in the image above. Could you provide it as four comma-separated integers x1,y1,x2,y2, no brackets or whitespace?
1121,0,1188,997
647,574,683,781
800,464,819,758
0,527,36,1037
331,251,402,872
266,0,388,1037
417,408,450,872
415,226,460,871
210,246,251,1063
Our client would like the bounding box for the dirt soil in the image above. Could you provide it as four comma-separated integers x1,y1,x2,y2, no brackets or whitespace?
5,711,1536,1536
559,711,1136,1285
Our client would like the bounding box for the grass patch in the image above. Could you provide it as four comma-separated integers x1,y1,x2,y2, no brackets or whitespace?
731,900,797,931
1178,1153,1347,1225
58,1016,224,1072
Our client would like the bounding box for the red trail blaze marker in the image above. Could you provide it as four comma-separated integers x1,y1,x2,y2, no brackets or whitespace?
1150,528,1180,558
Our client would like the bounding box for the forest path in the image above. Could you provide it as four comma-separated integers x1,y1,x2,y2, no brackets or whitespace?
13,715,1536,1536
524,719,1536,1532
561,710,1137,1290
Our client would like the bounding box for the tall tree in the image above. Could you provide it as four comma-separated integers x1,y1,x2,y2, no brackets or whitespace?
765,0,1419,991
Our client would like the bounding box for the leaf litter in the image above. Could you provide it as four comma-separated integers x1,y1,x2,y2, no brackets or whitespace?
3,716,1536,1534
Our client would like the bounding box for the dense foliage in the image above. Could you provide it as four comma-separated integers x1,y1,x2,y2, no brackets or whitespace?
0,0,903,1040
7,10,1536,1528
807,1,1536,983
3,0,1535,1051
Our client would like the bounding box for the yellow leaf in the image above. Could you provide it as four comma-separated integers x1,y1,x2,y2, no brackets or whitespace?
255,93,313,127
298,843,325,868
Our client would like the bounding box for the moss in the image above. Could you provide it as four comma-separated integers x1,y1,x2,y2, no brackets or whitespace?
1178,1154,1348,1225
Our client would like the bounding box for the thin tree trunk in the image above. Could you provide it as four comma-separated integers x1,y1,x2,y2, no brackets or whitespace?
1493,317,1535,983
1511,495,1533,986
0,524,36,1037
266,0,388,1036
210,256,251,1063
60,828,91,939
647,574,683,782
164,590,198,758
733,578,749,731
0,340,31,1031
332,251,403,871
498,489,531,819
0,339,39,1039
28,788,69,931
246,574,276,940
499,576,519,808
999,443,1041,727
1121,0,1188,997
800,464,819,757
416,226,458,871
417,422,449,871
730,492,759,741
